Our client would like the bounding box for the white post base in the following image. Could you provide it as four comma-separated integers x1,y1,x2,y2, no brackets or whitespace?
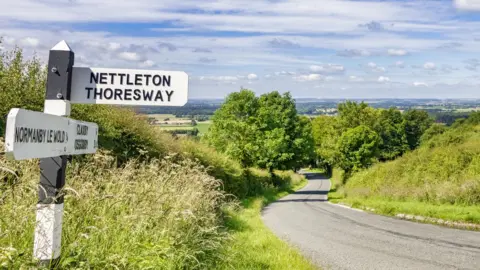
33,203,64,261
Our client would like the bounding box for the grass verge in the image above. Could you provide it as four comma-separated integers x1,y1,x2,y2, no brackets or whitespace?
217,178,318,270
328,169,480,227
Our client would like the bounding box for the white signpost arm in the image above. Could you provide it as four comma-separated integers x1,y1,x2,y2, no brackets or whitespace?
33,40,74,266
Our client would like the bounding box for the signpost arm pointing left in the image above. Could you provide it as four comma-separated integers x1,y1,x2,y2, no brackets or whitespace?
33,40,74,266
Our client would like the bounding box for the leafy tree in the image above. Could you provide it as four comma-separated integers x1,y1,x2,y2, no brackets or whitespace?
337,125,380,175
206,90,314,171
374,108,409,160
337,101,378,130
204,89,259,167
403,109,433,149
312,115,341,174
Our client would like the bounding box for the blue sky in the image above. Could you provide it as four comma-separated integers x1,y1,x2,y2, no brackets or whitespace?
2,0,480,99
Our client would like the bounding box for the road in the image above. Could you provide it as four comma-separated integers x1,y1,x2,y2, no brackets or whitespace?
261,172,480,270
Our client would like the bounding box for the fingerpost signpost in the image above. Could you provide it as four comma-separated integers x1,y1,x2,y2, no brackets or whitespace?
3,40,189,266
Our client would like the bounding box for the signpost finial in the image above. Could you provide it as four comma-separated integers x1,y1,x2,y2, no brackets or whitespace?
51,40,72,51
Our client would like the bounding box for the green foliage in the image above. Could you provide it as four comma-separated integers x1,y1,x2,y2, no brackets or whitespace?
337,125,380,174
312,102,433,178
344,117,480,206
337,101,378,130
420,123,448,145
206,89,314,171
205,89,259,167
403,109,434,149
311,115,340,171
373,108,409,160
0,48,45,136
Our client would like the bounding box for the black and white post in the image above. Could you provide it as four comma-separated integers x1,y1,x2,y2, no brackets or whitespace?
33,40,74,264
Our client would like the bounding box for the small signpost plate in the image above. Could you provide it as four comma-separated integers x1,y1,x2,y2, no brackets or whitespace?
4,108,98,160
70,67,189,106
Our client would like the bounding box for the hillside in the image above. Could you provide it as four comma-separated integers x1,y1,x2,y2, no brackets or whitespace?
338,118,480,223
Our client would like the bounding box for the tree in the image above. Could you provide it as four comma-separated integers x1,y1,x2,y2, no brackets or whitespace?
206,90,314,171
312,115,341,174
337,125,380,175
403,109,433,150
337,101,378,130
374,108,409,160
204,89,259,167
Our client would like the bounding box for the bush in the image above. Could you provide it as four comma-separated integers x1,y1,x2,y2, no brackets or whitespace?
344,121,480,205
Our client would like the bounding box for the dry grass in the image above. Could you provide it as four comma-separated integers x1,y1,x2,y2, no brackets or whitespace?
0,140,229,269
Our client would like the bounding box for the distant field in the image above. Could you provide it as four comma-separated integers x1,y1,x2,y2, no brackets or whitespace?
156,126,194,130
196,122,211,134
155,121,211,135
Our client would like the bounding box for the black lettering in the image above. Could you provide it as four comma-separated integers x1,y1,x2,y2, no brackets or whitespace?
154,91,164,102
77,125,88,135
94,88,103,99
118,73,126,84
166,90,174,102
54,130,59,143
135,74,142,86
162,75,171,87
133,89,141,100
32,128,37,142
152,75,161,86
143,90,154,101
126,74,134,85
124,89,132,100
144,74,151,86
104,88,113,99
99,73,107,84
90,72,99,84
15,127,22,142
74,139,88,150
114,89,123,100
48,130,53,143
109,73,117,84
27,128,33,143
85,87,93,99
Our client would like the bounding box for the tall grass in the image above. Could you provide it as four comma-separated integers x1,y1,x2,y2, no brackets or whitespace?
343,122,480,206
0,142,229,269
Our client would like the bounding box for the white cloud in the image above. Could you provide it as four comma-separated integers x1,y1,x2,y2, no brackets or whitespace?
140,60,155,68
378,76,390,82
199,76,239,81
294,74,322,81
309,64,345,74
455,0,480,10
349,75,364,82
275,71,296,76
247,73,258,80
108,42,121,51
413,82,429,87
394,61,405,68
19,37,40,48
387,48,408,56
423,62,436,70
118,51,143,61
366,62,386,73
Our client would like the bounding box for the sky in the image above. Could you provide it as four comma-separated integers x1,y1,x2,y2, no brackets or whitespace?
2,0,480,99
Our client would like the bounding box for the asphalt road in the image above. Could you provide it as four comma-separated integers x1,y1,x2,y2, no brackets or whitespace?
261,172,480,270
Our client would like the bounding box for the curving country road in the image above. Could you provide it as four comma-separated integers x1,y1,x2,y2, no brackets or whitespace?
261,172,480,270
